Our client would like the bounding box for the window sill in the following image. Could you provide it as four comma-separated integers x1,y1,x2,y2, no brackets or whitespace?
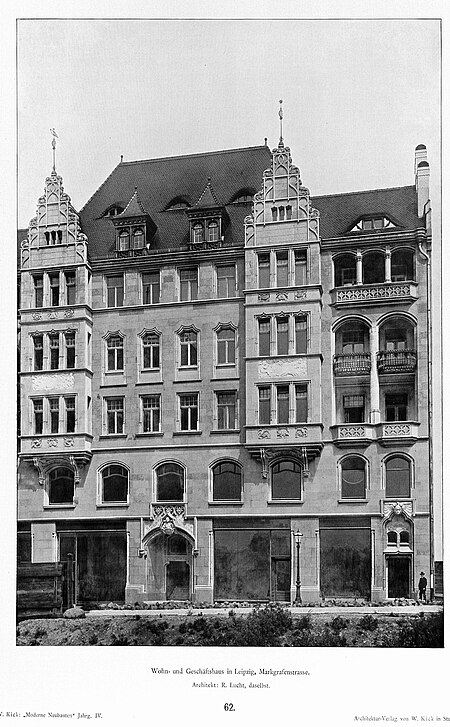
140,368,161,373
173,430,203,436
338,499,369,504
209,500,243,506
268,499,303,505
100,383,128,389
99,434,128,439
135,432,164,438
96,503,129,508
43,504,76,510
210,429,240,435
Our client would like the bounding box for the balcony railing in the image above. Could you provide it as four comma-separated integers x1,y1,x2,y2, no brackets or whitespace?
332,282,418,307
377,350,417,374
333,353,371,376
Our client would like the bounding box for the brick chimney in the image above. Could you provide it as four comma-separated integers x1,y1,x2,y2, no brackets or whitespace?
414,144,430,218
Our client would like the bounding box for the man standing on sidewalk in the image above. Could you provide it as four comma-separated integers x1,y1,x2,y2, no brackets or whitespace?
418,572,427,602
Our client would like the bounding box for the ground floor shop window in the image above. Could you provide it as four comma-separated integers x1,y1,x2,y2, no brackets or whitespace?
214,529,290,601
320,527,371,598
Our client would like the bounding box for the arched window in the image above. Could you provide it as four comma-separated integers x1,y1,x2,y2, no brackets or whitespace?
341,456,366,499
334,254,356,287
362,252,384,284
100,464,129,503
385,456,411,498
156,463,184,502
118,229,130,251
212,461,242,501
387,531,397,545
399,530,410,545
232,191,254,204
207,220,219,242
271,460,302,501
168,534,187,554
132,228,144,249
48,467,74,505
391,249,414,281
192,223,203,244
106,334,124,371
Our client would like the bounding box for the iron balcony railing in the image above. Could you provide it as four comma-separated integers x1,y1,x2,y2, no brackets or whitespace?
333,353,371,376
376,350,417,374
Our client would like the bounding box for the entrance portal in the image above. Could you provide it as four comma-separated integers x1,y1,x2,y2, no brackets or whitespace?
166,561,190,600
387,557,411,598
147,532,192,601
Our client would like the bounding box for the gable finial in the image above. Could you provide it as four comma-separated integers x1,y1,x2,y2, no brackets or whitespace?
50,128,58,172
278,100,283,145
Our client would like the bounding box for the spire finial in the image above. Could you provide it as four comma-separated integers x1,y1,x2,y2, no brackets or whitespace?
278,100,283,145
50,128,59,171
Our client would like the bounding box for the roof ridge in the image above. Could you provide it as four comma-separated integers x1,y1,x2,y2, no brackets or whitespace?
312,184,415,200
119,145,270,167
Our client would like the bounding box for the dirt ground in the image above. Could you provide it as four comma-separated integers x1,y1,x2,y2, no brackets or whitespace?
16,610,443,647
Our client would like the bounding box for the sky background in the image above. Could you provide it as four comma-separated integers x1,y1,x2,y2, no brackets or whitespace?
17,19,440,227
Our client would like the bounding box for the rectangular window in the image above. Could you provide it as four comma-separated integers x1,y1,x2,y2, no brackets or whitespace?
217,264,236,298
295,316,307,354
49,273,60,307
391,264,408,282
33,335,43,371
295,384,308,423
179,393,198,431
258,386,271,425
385,393,408,422
258,254,270,288
342,329,365,354
65,397,75,433
65,332,75,369
65,271,76,305
33,275,44,308
276,385,289,424
277,317,289,355
217,327,235,365
142,395,161,433
33,399,43,434
179,268,198,301
385,328,407,351
107,335,123,371
180,331,197,367
142,272,160,304
106,275,124,307
276,251,289,287
217,391,237,430
142,333,160,369
49,397,59,434
49,334,60,370
343,395,365,423
258,319,271,357
106,397,124,434
295,250,307,286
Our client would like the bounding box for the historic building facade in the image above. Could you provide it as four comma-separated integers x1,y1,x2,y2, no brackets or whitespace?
17,131,436,604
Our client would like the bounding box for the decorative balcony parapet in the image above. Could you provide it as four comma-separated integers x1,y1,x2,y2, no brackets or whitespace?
332,282,418,307
377,350,417,374
333,353,371,376
21,433,93,456
245,422,323,450
377,422,419,446
330,424,374,447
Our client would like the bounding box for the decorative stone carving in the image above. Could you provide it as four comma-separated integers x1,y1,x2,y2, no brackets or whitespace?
277,428,289,438
32,373,75,392
32,312,42,321
64,309,75,318
49,310,58,320
295,427,308,438
336,284,411,303
339,426,366,438
148,505,194,540
31,439,42,448
259,358,307,379
257,429,270,439
276,291,288,301
383,424,411,437
64,438,74,447
383,501,413,522
257,293,270,302
294,290,307,299
47,438,58,448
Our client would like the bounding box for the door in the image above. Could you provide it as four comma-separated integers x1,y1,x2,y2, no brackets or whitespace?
271,558,291,601
388,557,411,598
166,561,190,600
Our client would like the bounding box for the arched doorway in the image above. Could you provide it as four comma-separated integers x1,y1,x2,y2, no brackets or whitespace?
147,532,193,601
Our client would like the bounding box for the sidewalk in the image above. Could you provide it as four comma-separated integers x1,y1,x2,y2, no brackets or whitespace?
86,604,443,618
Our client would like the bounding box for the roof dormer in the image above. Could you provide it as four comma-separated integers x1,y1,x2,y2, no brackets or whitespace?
185,179,228,247
347,215,399,234
110,188,156,256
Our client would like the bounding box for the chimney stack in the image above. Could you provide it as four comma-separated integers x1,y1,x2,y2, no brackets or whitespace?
414,144,430,218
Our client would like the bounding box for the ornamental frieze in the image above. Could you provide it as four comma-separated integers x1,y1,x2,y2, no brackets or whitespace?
258,358,307,379
32,373,75,391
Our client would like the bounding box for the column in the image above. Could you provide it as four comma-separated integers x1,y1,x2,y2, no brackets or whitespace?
385,246,391,282
369,324,380,423
356,249,363,285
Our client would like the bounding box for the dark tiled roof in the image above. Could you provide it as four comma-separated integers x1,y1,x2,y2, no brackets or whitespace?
311,185,421,239
79,145,272,259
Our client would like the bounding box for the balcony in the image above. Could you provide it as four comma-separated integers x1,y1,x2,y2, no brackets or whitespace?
333,353,371,376
245,422,323,450
377,422,419,446
377,350,417,374
330,424,374,447
21,432,93,456
332,282,418,307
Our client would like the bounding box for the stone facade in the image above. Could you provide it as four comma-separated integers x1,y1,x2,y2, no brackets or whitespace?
17,135,436,604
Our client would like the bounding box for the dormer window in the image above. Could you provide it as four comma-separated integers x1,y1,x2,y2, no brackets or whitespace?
207,220,219,243
118,229,129,251
132,228,144,249
231,191,254,204
349,216,397,233
103,205,124,217
166,198,190,211
193,223,204,244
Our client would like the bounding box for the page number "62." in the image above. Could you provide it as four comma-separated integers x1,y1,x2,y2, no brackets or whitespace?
224,703,235,712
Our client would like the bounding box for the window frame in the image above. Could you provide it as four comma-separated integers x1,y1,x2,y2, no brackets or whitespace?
154,462,186,503
216,325,236,367
141,331,161,370
142,270,160,305
98,463,130,506
178,392,199,432
64,271,76,306
106,333,124,372
179,328,198,368
216,264,236,298
216,390,238,431
105,396,125,435
105,274,124,308
179,267,199,301
210,460,243,502
270,459,303,502
141,394,162,433
47,467,75,507
384,455,412,499
65,331,76,369
339,455,368,501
